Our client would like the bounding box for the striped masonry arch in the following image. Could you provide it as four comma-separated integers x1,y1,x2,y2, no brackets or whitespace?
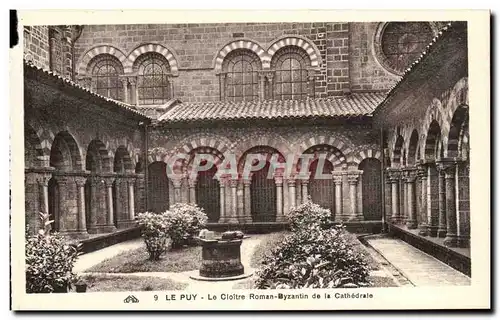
213,39,269,73
349,147,382,167
77,45,127,76
125,43,179,75
267,36,322,68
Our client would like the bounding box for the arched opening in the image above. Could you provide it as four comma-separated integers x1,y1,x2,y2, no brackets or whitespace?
359,158,382,220
49,131,82,233
85,139,110,232
196,165,220,223
251,161,276,222
308,158,335,213
147,161,170,213
25,124,43,168
424,121,443,237
408,130,419,166
393,135,404,167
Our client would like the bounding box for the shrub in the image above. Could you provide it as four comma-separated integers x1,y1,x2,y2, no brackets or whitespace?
136,211,169,260
25,212,81,293
254,225,370,289
285,198,335,231
163,203,208,249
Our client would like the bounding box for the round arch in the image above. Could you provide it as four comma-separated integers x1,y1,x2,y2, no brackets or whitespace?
125,43,179,75
25,123,45,168
86,139,112,173
447,105,469,158
213,38,268,73
50,131,84,171
424,120,443,161
267,35,323,68
392,135,404,167
77,45,127,76
407,130,419,166
349,146,382,168
114,145,134,173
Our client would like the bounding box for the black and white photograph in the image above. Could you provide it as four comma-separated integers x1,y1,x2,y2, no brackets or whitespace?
10,9,490,311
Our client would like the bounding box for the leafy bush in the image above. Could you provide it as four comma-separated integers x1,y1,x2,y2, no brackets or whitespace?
285,197,336,231
25,212,81,293
163,203,208,249
136,211,169,260
254,224,370,289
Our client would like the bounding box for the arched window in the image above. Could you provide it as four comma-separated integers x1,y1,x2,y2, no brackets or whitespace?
89,54,123,100
134,53,171,105
221,49,260,102
271,46,311,100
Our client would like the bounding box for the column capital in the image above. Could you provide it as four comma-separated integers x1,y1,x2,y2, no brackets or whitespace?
274,175,284,186
119,75,129,85
258,70,275,81
386,168,401,182
332,170,344,184
346,170,363,184
402,167,418,182
187,178,197,188
286,178,296,186
127,76,138,86
102,176,115,187
242,178,252,186
436,159,457,178
73,176,87,187
172,178,183,188
229,178,239,188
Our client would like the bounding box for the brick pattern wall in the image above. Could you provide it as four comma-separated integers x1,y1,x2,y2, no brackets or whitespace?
74,22,399,103
349,22,399,92
23,26,50,69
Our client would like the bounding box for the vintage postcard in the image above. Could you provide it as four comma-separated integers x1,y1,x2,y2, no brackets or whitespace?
10,9,490,311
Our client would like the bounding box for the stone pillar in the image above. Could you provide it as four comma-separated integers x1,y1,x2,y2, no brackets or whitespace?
301,179,309,203
387,169,400,224
417,164,428,235
288,178,296,209
172,178,182,204
134,173,145,213
53,175,69,233
127,177,136,221
87,175,99,233
275,175,284,222
228,179,239,224
332,172,343,221
440,160,459,247
218,178,226,223
405,169,418,229
61,26,73,79
242,178,252,223
103,176,117,232
456,159,470,247
128,76,139,106
437,165,447,238
236,180,245,223
120,76,129,104
37,172,52,217
188,178,197,204
347,171,363,221
73,176,88,234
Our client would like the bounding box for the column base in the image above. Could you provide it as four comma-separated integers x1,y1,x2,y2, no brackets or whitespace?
406,220,417,229
437,228,447,238
443,234,459,247
347,214,364,222
116,220,138,229
457,236,470,248
58,230,89,240
427,226,438,237
417,224,428,236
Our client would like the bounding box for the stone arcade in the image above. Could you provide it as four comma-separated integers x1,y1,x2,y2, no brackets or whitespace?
23,21,470,269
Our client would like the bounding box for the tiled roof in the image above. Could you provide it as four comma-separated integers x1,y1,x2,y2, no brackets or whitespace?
23,60,151,121
158,92,386,123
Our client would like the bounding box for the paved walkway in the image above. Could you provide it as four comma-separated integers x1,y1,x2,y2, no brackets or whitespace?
74,238,144,273
365,237,471,287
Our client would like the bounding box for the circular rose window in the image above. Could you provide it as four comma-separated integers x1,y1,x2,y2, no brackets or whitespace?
374,22,437,75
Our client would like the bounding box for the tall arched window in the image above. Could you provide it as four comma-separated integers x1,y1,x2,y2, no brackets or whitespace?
89,54,123,100
271,46,311,100
134,53,171,105
221,49,260,102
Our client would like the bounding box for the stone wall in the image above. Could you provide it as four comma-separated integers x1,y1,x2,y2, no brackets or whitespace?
23,26,50,69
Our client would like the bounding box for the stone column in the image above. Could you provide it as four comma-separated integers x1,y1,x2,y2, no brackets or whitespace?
405,169,418,229
301,179,309,203
128,76,139,106
87,175,99,233
242,177,252,223
37,172,52,217
266,72,274,100
417,164,428,235
120,76,129,104
236,180,245,223
103,176,117,232
456,159,470,247
332,172,343,221
172,178,182,204
53,175,69,233
387,169,400,224
307,69,316,98
275,175,284,222
73,176,88,234
228,179,239,224
437,165,447,238
288,178,296,209
347,171,363,221
218,177,226,223
188,178,197,204
440,160,459,247
127,176,136,221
